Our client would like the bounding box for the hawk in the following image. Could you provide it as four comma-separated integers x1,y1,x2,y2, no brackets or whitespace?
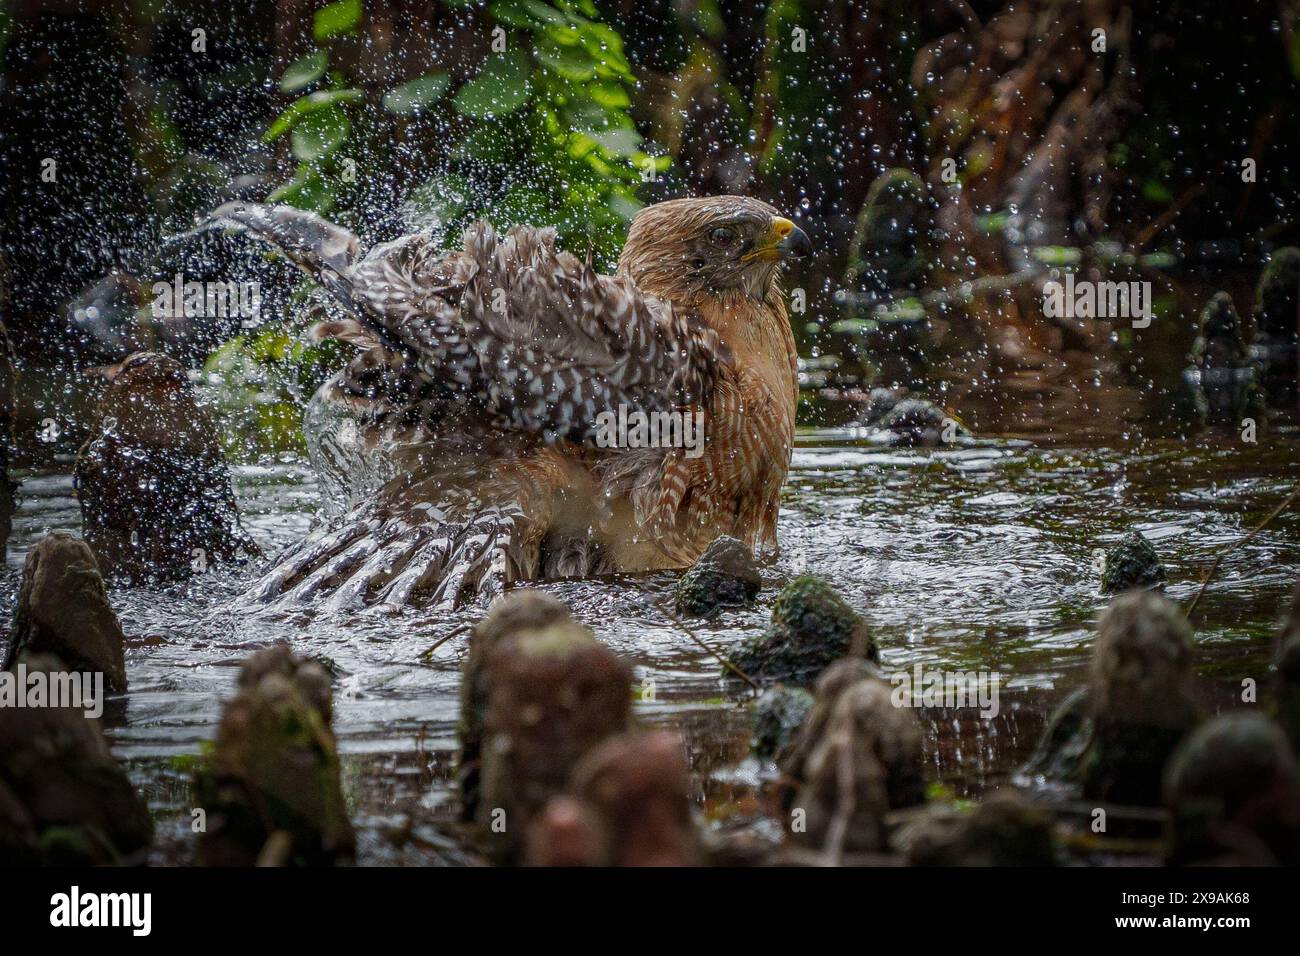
200,196,810,610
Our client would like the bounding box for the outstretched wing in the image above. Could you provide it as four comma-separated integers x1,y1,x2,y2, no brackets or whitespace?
198,203,722,608
200,203,727,443
196,200,361,277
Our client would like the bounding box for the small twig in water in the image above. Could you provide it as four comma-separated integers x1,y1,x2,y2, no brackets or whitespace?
420,624,472,661
665,609,761,692
1185,485,1300,618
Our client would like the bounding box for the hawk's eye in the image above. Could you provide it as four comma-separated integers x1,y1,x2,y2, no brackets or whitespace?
709,226,737,247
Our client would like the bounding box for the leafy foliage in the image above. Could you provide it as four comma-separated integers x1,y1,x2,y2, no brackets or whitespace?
208,0,659,451
202,293,349,460
261,0,657,268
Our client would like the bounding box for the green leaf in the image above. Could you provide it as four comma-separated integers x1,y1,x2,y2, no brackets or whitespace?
452,123,513,164
493,185,551,228
263,88,363,141
313,0,362,41
587,127,641,157
576,22,632,79
1139,250,1178,269
562,97,613,129
535,36,598,80
382,73,450,114
279,50,328,93
690,0,725,39
974,210,1011,234
877,297,926,322
1029,245,1083,267
267,164,337,214
489,0,565,28
588,80,629,109
290,107,350,162
250,326,293,363
828,319,870,335
607,192,642,221
453,50,531,118
1142,179,1174,204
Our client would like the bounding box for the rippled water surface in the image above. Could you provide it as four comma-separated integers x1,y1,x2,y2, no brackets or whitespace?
4,382,1299,864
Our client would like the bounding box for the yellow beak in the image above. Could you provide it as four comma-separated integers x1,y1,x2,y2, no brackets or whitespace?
748,217,806,261
771,217,796,241
744,217,812,261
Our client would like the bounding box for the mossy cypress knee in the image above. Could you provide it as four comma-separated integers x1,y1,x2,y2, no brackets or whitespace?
1256,247,1300,345
4,532,127,693
778,663,924,855
673,535,761,616
195,644,353,866
1191,292,1250,369
527,730,698,866
1164,712,1300,866
75,351,257,582
901,793,1059,866
0,655,151,865
751,685,815,759
1083,591,1199,805
731,575,875,685
457,589,581,821
469,592,631,862
1099,530,1166,594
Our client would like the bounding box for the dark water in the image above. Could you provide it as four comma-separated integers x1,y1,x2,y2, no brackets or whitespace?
3,362,1298,864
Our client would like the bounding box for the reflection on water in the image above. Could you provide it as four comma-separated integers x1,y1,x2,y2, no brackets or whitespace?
2,371,1298,863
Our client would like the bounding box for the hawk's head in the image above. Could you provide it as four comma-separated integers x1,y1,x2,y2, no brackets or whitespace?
617,196,812,302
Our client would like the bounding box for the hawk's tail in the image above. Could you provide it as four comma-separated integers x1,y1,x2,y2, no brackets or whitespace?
242,496,536,613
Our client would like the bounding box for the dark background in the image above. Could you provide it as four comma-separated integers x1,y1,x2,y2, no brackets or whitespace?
1,0,1297,367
